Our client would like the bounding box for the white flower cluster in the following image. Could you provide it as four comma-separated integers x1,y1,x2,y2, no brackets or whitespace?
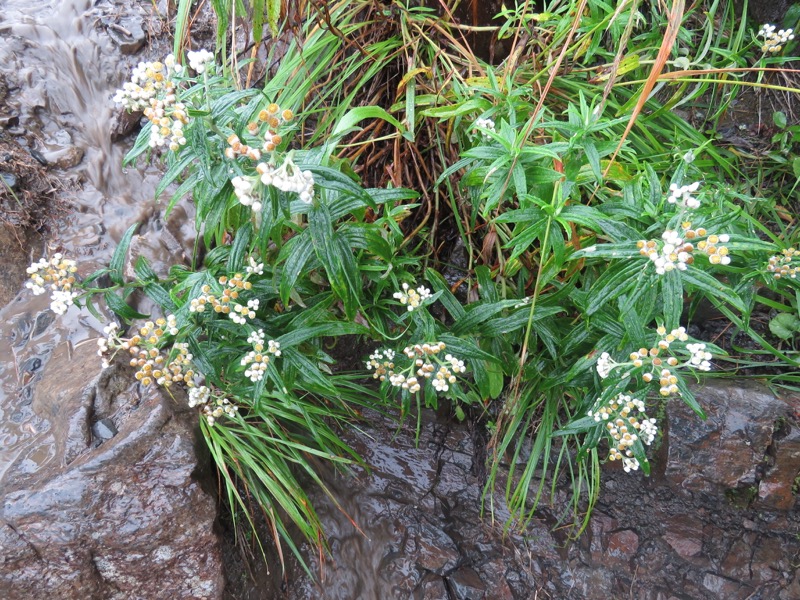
639,225,731,274
366,343,467,395
686,342,712,371
638,230,693,274
758,24,795,53
231,175,262,212
112,55,182,112
187,49,215,73
240,329,281,382
767,248,798,279
256,156,315,203
144,94,189,151
97,318,194,387
366,349,396,381
254,103,293,153
589,393,658,473
96,322,120,368
230,298,259,325
393,282,432,311
246,256,264,275
474,117,496,140
188,385,238,426
596,326,715,402
188,274,256,326
112,54,191,151
188,385,211,408
26,253,79,315
667,181,701,209
596,351,617,379
225,134,262,162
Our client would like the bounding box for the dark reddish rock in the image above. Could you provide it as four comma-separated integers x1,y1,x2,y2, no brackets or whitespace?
757,416,800,510
662,516,704,559
270,381,800,600
110,109,143,142
0,319,224,599
606,529,638,563
665,381,793,497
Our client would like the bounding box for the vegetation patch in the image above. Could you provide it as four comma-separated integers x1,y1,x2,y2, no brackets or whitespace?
20,0,800,574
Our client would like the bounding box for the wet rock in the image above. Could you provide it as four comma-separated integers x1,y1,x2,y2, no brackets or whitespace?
747,0,796,24
110,109,142,142
280,411,546,599
756,419,800,510
269,381,800,600
0,113,18,129
606,529,638,564
664,380,790,497
91,417,117,441
448,566,487,599
42,145,83,169
0,172,17,190
0,336,224,599
104,16,147,55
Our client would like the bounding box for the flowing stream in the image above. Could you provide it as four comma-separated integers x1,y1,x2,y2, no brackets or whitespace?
0,0,186,490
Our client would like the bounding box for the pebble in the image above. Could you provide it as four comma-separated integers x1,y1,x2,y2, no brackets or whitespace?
1,171,17,190
92,418,118,440
43,146,84,169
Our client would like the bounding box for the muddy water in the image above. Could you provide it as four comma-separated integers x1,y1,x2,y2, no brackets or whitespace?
0,0,188,489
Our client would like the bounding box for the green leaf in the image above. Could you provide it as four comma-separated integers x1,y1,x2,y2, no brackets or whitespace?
173,0,192,57
425,268,466,319
156,151,196,200
252,0,265,44
451,300,521,336
420,97,492,119
277,322,367,348
680,268,744,312
104,290,148,321
773,111,787,130
134,256,158,282
143,283,177,312
583,139,602,183
661,269,683,329
585,261,646,315
769,312,800,340
109,224,138,285
572,242,640,260
123,123,152,166
279,232,315,307
329,106,406,149
267,0,281,37
309,203,360,317
229,222,253,272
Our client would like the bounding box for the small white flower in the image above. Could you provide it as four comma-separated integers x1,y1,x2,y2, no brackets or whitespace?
246,257,264,275
596,352,615,379
187,49,215,73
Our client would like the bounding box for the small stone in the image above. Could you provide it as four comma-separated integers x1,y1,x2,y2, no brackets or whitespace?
43,146,83,169
111,109,143,142
664,531,703,558
106,16,146,55
92,418,118,440
606,529,639,562
1,171,17,190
